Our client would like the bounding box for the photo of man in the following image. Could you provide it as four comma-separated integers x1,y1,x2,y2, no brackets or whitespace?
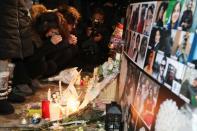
137,36,149,68
164,57,186,90
152,51,167,84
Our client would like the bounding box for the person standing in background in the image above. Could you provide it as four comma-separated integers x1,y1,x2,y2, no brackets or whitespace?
0,0,34,115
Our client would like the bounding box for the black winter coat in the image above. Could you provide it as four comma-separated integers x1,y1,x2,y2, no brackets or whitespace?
0,0,34,59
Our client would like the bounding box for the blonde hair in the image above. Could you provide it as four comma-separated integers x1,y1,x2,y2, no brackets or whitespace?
30,4,47,20
67,6,81,21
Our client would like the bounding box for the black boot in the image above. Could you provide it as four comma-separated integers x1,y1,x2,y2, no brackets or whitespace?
7,78,25,103
8,91,25,103
0,99,14,115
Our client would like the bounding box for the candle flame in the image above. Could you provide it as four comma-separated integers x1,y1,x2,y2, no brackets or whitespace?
67,96,80,113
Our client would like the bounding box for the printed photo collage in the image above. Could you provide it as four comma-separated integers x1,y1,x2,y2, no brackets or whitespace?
124,0,197,107
119,55,160,130
121,0,197,130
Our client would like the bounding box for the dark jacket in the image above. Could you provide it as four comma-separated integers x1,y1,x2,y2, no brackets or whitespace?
0,0,34,59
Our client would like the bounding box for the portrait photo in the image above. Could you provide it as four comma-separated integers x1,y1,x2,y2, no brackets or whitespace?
134,73,160,129
136,35,149,69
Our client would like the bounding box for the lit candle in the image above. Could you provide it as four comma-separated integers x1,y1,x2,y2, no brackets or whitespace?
66,96,80,115
50,103,62,121
59,81,62,98
48,88,51,101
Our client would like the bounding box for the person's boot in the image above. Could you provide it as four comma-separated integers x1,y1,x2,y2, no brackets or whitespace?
0,71,14,115
8,88,26,103
6,63,25,103
0,99,14,115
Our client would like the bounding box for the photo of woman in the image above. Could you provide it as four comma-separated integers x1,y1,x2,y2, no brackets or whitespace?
128,32,136,57
144,50,156,75
133,34,141,62
143,4,156,36
167,1,182,30
131,4,140,31
155,2,169,27
137,4,147,33
134,73,160,130
128,33,141,62
126,5,133,30
149,27,172,55
125,30,132,52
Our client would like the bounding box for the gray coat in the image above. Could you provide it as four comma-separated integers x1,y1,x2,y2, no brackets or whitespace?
0,0,34,59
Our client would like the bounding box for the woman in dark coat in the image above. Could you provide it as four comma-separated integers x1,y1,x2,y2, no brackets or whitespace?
0,0,34,115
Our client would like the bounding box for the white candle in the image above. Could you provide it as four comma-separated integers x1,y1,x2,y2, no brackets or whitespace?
59,80,62,98
48,88,51,101
50,103,62,121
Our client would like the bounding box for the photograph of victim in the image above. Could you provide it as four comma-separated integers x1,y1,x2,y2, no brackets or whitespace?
151,51,186,95
126,4,133,30
170,30,195,64
128,32,141,62
127,105,139,131
180,66,197,106
162,0,184,30
125,30,132,52
120,61,141,131
133,73,160,129
142,2,157,36
187,33,197,66
177,0,196,31
163,57,186,92
148,26,172,56
118,54,128,101
153,1,169,28
136,35,149,69
130,4,140,32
